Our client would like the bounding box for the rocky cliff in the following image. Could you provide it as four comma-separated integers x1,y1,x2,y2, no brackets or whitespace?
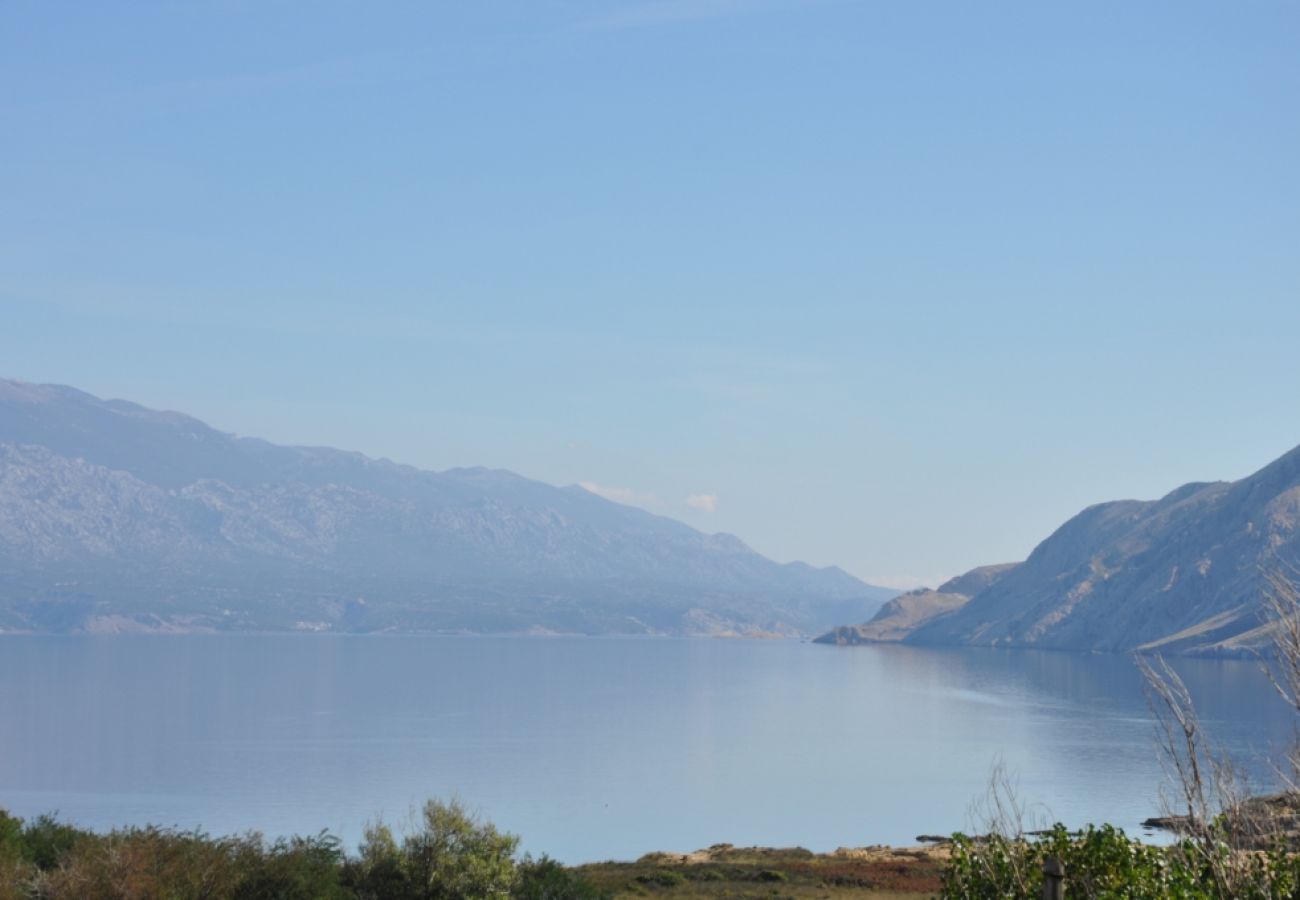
819,446,1300,655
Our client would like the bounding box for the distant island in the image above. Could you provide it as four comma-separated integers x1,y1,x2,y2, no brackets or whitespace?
817,443,1300,656
0,379,894,637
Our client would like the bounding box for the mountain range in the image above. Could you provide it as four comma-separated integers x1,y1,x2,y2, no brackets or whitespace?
817,444,1300,656
0,379,895,636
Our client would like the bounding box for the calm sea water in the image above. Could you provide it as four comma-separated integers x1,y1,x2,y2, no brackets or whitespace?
0,636,1291,863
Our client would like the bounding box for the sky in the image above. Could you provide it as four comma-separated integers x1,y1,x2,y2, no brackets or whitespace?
2,1,1298,589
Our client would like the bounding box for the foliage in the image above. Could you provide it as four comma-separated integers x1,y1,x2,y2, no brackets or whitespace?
574,844,945,897
401,797,520,899
941,822,1300,899
34,826,246,899
0,799,610,900
943,569,1300,898
0,813,23,866
237,830,351,899
21,813,92,871
515,854,606,900
345,821,411,899
633,868,687,887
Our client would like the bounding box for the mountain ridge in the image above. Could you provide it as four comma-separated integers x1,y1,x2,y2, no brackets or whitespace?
817,445,1300,656
0,378,894,636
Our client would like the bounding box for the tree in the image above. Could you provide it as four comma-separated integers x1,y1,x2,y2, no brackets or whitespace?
401,798,519,900
346,821,413,899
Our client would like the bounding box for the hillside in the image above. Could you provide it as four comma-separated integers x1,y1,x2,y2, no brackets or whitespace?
813,564,1018,645
0,379,893,636
821,446,1300,655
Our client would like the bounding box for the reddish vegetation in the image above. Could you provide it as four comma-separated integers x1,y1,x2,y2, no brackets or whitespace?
785,856,944,892
577,843,948,897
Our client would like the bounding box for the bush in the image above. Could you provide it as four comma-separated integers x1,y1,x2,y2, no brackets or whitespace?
22,813,93,871
940,822,1300,899
401,798,520,899
0,813,22,866
0,799,555,900
237,831,350,899
633,868,686,887
514,854,606,899
32,826,246,899
344,821,413,899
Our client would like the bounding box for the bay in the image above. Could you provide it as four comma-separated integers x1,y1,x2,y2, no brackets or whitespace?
0,635,1290,863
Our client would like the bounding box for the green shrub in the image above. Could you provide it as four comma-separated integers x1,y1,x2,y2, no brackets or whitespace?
344,821,414,899
237,830,350,899
0,800,534,900
0,812,22,866
941,823,1300,899
33,826,246,899
514,854,606,899
401,798,520,899
22,813,93,870
634,868,686,887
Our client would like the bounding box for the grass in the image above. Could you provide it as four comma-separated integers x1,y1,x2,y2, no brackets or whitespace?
572,843,945,898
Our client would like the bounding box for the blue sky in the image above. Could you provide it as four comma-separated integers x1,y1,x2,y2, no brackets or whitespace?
3,1,1298,587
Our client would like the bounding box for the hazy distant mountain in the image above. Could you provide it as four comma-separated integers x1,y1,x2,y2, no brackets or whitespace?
818,446,1300,656
0,379,894,636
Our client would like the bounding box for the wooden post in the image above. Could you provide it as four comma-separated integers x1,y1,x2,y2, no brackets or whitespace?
1042,856,1065,900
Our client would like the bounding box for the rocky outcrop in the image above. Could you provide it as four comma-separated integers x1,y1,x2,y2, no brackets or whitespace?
814,591,971,644
814,564,1019,645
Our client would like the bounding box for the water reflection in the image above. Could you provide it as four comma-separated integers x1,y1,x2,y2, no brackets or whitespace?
0,636,1291,862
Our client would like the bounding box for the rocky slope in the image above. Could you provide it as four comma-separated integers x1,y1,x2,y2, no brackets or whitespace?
0,379,894,635
820,446,1300,656
814,564,1018,645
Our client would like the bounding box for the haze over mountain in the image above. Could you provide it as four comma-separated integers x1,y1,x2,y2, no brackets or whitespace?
0,379,894,636
818,446,1300,656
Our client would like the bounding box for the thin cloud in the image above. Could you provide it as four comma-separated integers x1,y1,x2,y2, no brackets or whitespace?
685,492,718,513
579,481,663,509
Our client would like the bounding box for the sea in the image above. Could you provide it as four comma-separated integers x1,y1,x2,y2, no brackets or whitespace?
0,635,1291,863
